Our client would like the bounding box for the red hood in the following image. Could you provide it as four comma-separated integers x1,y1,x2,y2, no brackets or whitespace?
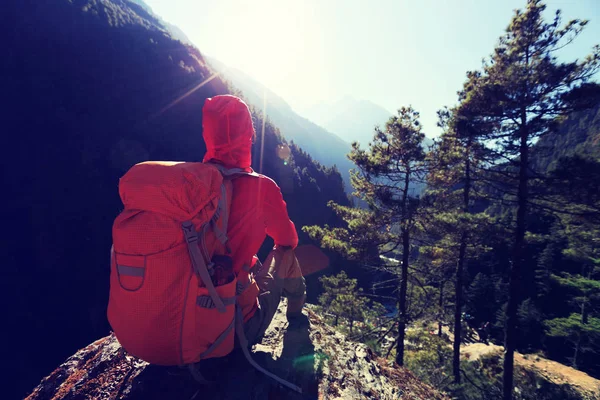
202,95,254,169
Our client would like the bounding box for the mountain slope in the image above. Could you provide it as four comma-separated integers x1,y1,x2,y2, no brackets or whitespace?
128,0,193,44
2,1,348,398
461,343,600,399
531,103,600,172
207,57,356,193
26,303,449,400
302,97,393,146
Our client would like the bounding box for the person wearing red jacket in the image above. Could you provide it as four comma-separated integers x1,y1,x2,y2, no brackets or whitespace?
202,94,306,343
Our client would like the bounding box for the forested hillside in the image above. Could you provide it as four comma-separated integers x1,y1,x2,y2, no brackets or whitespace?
306,2,600,400
2,1,348,398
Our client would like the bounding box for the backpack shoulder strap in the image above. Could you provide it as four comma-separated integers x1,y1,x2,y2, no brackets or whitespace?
211,181,232,253
206,163,259,253
207,162,260,179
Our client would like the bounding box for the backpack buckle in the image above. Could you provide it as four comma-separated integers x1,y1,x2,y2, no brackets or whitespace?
182,221,199,243
185,233,198,243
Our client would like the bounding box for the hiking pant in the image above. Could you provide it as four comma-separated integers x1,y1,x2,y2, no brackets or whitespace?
244,248,306,344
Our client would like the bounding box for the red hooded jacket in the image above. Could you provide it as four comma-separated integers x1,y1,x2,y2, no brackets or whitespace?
202,95,298,273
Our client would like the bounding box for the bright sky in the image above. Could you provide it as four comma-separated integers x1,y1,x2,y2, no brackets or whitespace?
144,0,600,137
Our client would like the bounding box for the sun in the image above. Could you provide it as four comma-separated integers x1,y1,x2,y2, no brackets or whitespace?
208,0,323,99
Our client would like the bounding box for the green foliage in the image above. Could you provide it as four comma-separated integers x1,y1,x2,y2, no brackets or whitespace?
517,298,544,351
319,271,384,334
546,314,600,339
466,273,501,327
404,328,453,389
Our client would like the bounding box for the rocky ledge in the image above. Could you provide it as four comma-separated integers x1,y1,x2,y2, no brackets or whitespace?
27,302,448,400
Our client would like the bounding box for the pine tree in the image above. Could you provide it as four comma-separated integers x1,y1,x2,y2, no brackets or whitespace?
424,112,493,384
319,271,376,334
537,154,600,370
306,106,427,366
545,313,600,369
455,2,600,398
319,270,356,326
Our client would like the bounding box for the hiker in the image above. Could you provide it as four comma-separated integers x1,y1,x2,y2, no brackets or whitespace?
201,94,307,340
107,95,306,391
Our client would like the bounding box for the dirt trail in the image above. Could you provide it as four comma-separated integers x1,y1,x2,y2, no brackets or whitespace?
461,343,600,397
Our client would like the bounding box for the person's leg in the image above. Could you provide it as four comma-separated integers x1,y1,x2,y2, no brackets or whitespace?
243,266,283,344
272,248,306,319
279,256,306,319
243,248,307,343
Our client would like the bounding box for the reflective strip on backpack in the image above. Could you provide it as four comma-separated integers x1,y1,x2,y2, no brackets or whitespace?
182,221,227,314
117,265,145,277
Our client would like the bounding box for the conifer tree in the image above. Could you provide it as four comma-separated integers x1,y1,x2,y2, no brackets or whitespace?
425,111,493,384
306,106,427,366
455,2,599,397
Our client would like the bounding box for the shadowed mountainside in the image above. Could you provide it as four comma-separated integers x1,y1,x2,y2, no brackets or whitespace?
2,0,349,397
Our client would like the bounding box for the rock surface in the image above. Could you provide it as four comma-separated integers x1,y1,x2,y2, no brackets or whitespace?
26,303,448,400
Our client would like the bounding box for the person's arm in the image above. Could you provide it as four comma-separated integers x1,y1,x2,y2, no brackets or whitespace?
263,179,298,248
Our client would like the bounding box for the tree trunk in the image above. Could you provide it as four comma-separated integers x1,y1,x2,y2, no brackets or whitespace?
454,234,467,384
396,169,411,367
396,227,409,366
438,281,444,337
454,137,471,385
573,332,581,369
503,122,529,400
582,266,591,325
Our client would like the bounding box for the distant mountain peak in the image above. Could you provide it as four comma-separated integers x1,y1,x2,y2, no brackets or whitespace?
301,97,392,146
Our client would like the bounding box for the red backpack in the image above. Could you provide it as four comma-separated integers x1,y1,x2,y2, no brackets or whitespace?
108,161,243,365
107,161,301,393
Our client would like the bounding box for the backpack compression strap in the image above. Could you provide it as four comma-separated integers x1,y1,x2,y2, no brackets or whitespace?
181,165,247,314
182,221,227,313
181,166,239,314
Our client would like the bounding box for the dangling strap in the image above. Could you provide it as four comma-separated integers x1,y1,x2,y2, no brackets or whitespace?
182,221,226,313
235,307,303,394
188,364,211,384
